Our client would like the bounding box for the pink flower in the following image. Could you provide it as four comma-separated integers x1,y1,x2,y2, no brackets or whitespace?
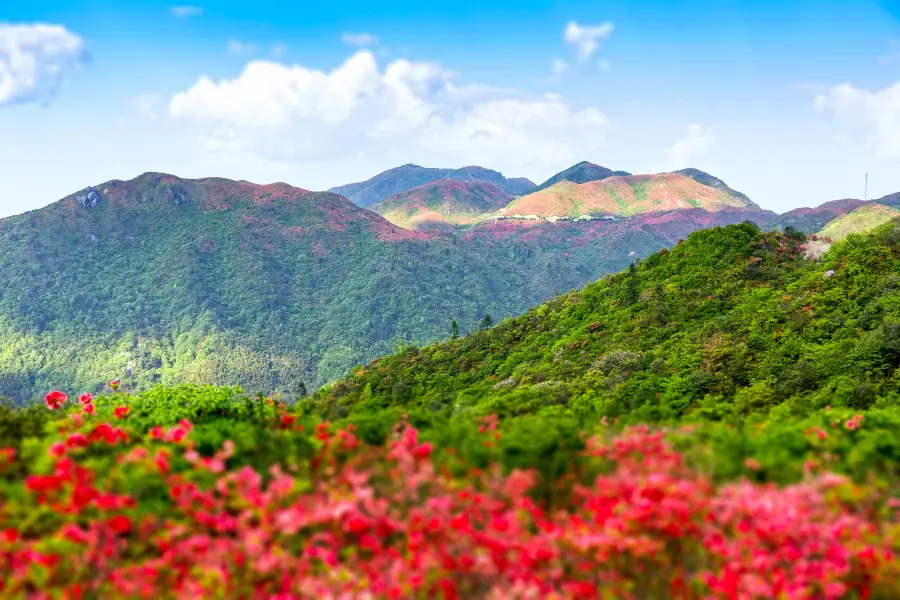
83,403,96,415
79,393,93,405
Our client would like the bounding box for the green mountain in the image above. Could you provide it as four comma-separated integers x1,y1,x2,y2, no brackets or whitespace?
673,168,757,208
817,203,900,241
442,166,536,196
0,173,765,402
534,161,618,191
328,164,454,208
372,179,513,229
315,220,900,425
329,164,535,208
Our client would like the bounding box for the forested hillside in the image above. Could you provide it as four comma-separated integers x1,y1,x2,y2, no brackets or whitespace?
317,220,900,427
0,174,757,401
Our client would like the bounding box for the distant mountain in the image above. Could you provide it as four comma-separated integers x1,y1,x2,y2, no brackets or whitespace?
817,204,900,241
673,168,757,208
330,164,535,208
373,180,513,229
501,173,755,219
774,199,868,234
875,192,900,207
328,164,453,208
443,166,536,196
535,161,618,191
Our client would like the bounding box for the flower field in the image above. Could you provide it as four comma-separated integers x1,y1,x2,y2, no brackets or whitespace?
2,386,899,599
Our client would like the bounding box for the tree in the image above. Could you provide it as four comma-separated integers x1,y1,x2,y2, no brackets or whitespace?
450,319,460,340
479,313,493,331
783,225,806,243
624,262,640,306
296,381,308,397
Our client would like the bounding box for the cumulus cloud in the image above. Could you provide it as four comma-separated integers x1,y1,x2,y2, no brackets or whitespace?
666,124,715,168
170,6,203,17
815,82,900,158
167,51,609,171
564,21,614,62
341,33,379,47
0,23,87,106
227,40,256,55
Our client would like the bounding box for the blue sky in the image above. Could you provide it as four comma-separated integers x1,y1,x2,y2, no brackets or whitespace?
1,0,900,217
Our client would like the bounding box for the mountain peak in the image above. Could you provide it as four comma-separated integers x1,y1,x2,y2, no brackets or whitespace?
535,161,618,191
502,172,756,220
330,163,535,207
373,178,513,229
673,168,757,209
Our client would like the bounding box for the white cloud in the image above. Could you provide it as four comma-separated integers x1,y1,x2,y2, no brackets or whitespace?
170,5,203,17
132,93,160,119
227,40,256,55
167,50,609,173
0,23,87,106
341,33,379,47
815,82,900,158
666,124,715,168
564,21,613,62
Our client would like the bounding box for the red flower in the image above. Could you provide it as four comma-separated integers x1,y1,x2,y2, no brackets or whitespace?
114,405,129,419
49,442,66,458
110,378,120,391
44,390,68,410
107,515,131,534
82,403,95,415
79,393,93,405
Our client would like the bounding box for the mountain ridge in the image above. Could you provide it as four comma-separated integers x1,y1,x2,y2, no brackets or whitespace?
328,164,535,208
372,179,513,229
534,161,618,191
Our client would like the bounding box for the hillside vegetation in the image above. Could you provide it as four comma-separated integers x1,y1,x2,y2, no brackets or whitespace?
317,220,900,430
533,161,617,191
819,204,900,241
502,173,754,219
2,174,755,402
373,179,512,229
4,221,900,597
330,164,534,207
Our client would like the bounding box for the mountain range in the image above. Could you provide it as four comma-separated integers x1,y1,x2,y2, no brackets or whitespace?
1,160,897,401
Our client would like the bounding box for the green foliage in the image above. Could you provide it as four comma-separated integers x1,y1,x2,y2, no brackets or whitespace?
314,221,900,433
0,174,685,402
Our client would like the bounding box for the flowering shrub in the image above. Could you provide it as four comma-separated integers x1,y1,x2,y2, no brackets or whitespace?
0,390,898,598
